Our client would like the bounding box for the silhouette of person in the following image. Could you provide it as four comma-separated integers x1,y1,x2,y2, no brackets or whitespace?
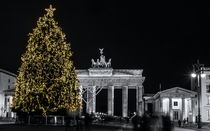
131,115,140,131
65,115,71,131
183,118,186,127
84,113,91,131
178,119,181,127
162,115,172,131
76,115,83,131
140,113,150,131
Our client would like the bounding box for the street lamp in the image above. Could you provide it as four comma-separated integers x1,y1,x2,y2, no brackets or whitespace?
191,60,205,129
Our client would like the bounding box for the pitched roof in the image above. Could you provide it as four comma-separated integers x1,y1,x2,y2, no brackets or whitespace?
0,68,16,77
153,87,197,99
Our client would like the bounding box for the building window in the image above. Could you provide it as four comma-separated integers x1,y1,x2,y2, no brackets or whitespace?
5,97,7,105
8,79,10,83
8,85,10,89
207,110,210,120
174,101,178,106
208,97,210,105
207,84,210,93
206,75,210,80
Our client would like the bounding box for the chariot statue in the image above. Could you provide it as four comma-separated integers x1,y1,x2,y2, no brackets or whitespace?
91,48,112,68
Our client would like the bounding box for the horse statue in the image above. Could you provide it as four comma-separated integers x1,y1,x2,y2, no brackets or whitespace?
91,59,97,68
96,59,101,67
106,58,112,68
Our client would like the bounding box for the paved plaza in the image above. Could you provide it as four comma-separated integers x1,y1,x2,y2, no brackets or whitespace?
1,123,210,131
0,124,127,131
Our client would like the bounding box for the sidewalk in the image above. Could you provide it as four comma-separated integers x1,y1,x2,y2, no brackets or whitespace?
0,118,15,125
196,125,210,131
98,121,210,131
0,121,15,125
176,123,210,131
94,121,133,129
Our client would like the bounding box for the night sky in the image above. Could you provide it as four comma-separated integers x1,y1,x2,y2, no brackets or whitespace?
0,1,209,93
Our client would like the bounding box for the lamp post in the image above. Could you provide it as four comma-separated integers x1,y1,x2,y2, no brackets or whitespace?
191,60,205,129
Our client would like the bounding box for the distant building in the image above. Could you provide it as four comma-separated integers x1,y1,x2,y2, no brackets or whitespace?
151,87,197,122
191,67,210,123
143,94,154,114
0,69,16,118
144,67,210,124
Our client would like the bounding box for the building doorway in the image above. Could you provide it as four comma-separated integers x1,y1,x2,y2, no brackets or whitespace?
173,110,180,121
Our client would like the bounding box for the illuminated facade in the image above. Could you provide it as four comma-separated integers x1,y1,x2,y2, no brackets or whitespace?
0,69,16,118
77,49,145,117
191,68,210,123
152,87,197,122
77,69,145,117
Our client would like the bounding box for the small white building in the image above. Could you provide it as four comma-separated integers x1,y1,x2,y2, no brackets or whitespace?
0,69,16,118
152,87,197,122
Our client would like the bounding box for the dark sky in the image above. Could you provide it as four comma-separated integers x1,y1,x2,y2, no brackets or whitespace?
0,1,209,93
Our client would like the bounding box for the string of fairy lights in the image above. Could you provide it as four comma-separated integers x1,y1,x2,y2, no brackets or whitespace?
13,5,82,116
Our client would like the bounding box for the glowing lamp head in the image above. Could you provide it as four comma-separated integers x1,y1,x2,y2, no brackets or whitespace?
191,73,196,78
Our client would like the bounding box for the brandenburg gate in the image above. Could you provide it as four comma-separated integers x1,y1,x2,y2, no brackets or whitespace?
76,49,145,117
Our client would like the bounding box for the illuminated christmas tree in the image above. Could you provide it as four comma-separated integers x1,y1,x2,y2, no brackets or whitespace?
13,5,82,116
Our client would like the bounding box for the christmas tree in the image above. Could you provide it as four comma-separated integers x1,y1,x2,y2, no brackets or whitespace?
13,5,82,116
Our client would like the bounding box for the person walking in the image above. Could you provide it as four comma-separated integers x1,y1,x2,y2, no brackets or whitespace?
183,119,186,127
178,119,181,127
